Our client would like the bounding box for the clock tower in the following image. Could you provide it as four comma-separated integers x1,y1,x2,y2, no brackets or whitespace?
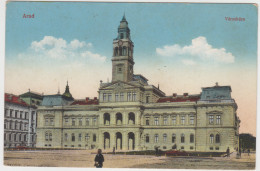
112,14,134,82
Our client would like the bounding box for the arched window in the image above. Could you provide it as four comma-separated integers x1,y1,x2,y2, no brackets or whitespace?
190,134,194,143
116,113,123,125
210,134,214,144
104,113,110,125
123,46,127,56
181,134,185,143
72,133,75,142
216,134,220,143
155,134,159,143
172,134,176,143
128,113,135,125
64,133,68,141
145,134,149,143
163,134,167,142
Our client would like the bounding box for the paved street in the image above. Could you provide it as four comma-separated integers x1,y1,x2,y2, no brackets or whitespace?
4,150,255,169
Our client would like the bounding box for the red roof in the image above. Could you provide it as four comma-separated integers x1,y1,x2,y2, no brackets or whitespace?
157,95,200,103
5,93,29,107
71,97,99,105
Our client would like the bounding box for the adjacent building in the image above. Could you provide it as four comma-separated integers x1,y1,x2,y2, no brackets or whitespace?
36,15,240,152
4,93,37,148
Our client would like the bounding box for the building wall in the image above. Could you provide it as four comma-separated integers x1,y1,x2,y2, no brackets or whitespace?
4,103,37,148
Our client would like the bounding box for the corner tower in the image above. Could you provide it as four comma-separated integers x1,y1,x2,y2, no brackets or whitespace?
112,14,134,82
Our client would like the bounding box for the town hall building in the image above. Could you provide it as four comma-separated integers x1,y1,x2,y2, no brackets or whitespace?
36,15,240,152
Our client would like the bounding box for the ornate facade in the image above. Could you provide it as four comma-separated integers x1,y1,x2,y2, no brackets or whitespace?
36,15,240,152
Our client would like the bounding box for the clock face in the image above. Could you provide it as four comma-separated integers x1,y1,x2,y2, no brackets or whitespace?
118,40,123,46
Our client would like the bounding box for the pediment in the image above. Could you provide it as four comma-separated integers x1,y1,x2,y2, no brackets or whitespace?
100,81,138,91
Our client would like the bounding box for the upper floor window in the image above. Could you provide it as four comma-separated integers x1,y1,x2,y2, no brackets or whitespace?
45,118,49,126
50,118,54,126
154,117,159,125
115,93,119,102
120,33,124,39
86,118,90,126
216,115,221,124
146,95,150,103
65,118,69,124
172,116,176,125
20,111,23,118
190,115,194,125
103,93,107,101
4,109,8,117
132,92,136,101
209,115,214,124
93,118,97,126
15,110,18,118
163,117,168,125
79,118,82,126
72,118,76,126
145,118,149,125
127,92,132,101
181,116,185,125
108,93,112,102
120,93,124,101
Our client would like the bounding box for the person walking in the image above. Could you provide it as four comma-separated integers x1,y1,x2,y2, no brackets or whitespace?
226,147,230,157
94,149,104,168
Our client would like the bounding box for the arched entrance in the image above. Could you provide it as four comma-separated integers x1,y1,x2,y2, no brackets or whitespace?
116,132,122,150
128,132,135,150
104,132,110,149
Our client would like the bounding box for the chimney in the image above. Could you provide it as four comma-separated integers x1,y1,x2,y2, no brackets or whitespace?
183,93,188,96
86,97,89,101
173,93,177,97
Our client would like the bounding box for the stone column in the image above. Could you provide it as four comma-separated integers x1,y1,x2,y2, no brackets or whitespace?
110,132,116,150
122,131,128,150
135,131,140,150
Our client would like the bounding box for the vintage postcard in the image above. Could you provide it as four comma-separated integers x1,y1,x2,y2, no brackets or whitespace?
2,0,258,170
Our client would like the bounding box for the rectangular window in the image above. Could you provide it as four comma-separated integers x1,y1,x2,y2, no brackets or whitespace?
154,117,159,125
45,118,49,126
163,117,168,125
146,95,150,103
216,115,221,124
127,92,131,101
155,135,159,143
93,118,97,126
10,110,13,117
86,118,90,126
65,118,69,124
85,134,89,141
190,115,194,125
25,112,29,119
181,116,185,125
132,92,136,101
145,118,149,125
45,133,48,141
115,93,119,102
72,118,76,126
209,115,214,124
4,109,8,117
78,133,82,141
20,111,23,119
120,93,124,101
79,118,82,126
172,116,176,125
93,134,96,142
15,110,18,118
108,93,112,102
103,93,107,102
50,118,54,126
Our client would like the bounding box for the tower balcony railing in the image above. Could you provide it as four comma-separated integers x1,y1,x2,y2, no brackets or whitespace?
197,99,235,104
